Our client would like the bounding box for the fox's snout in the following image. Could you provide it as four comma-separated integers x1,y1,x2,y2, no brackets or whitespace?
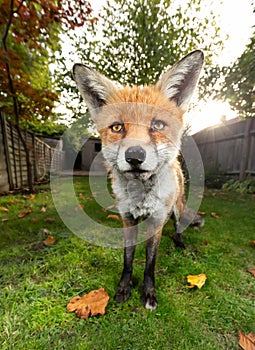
125,146,146,167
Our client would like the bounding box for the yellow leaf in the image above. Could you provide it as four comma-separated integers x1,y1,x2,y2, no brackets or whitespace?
187,274,207,289
0,206,9,213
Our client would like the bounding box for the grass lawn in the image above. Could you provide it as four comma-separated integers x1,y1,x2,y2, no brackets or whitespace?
0,176,254,349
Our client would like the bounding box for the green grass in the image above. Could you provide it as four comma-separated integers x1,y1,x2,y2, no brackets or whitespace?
0,177,254,349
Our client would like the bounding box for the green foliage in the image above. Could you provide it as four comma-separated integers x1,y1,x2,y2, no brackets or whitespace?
56,0,224,120
202,27,254,119
222,178,255,194
221,32,255,118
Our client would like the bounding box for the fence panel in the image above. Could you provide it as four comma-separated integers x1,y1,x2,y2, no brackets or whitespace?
0,113,64,191
192,118,255,178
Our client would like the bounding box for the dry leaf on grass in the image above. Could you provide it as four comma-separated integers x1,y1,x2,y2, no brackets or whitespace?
248,269,255,277
43,236,55,246
23,194,35,200
67,288,109,319
44,217,56,222
210,212,222,219
107,214,121,220
197,211,206,215
75,204,84,211
187,274,207,289
18,209,33,218
0,206,9,213
249,241,255,246
238,330,255,350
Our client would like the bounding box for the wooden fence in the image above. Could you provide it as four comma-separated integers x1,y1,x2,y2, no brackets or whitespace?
192,117,255,180
0,113,64,192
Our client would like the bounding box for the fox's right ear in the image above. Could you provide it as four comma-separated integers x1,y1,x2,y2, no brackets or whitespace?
72,64,117,112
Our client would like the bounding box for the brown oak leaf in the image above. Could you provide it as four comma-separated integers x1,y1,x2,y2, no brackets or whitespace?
18,209,33,218
107,214,121,220
248,269,255,278
67,288,109,319
43,236,55,246
210,212,222,219
238,330,255,350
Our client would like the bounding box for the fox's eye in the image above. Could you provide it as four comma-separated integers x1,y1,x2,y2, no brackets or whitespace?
110,122,125,133
151,120,166,131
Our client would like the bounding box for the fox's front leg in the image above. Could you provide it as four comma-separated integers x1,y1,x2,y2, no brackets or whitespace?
142,227,163,310
115,218,138,304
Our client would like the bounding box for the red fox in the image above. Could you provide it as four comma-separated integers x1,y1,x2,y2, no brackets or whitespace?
73,50,204,310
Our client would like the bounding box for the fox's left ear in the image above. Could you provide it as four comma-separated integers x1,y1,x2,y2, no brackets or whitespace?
156,50,204,111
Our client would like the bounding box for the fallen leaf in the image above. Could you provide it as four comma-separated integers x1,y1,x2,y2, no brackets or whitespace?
18,209,33,218
2,218,8,222
105,204,117,211
43,236,55,246
39,228,50,235
75,204,84,211
44,217,56,222
210,212,222,219
0,206,9,213
187,273,207,289
40,206,47,212
107,214,121,220
238,330,255,350
31,218,39,223
8,199,19,205
248,269,255,277
197,211,206,215
23,194,35,200
79,193,86,201
249,241,255,246
67,288,109,319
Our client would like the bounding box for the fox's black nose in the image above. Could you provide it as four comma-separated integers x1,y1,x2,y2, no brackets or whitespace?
125,146,146,166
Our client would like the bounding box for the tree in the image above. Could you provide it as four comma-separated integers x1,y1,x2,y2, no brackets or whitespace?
0,0,93,190
56,0,224,129
219,32,254,119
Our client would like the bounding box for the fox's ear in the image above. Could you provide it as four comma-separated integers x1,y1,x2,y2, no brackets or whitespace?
72,64,117,112
156,50,204,110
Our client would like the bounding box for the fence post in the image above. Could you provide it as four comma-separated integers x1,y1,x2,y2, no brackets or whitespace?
0,112,14,190
239,118,252,181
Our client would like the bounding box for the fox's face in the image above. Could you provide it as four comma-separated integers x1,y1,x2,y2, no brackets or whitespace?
73,51,204,179
94,88,183,180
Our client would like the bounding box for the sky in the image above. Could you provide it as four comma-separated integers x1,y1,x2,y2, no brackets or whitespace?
60,0,254,133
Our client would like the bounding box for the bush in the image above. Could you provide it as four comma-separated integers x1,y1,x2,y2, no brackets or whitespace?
222,178,255,194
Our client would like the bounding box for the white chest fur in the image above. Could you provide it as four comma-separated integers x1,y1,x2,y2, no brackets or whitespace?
112,163,178,220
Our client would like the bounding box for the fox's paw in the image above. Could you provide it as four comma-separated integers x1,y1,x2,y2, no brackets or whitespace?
114,284,131,304
141,290,158,311
173,237,186,249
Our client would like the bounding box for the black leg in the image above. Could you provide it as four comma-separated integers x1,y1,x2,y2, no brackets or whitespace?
115,218,138,304
173,222,186,249
142,229,162,310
